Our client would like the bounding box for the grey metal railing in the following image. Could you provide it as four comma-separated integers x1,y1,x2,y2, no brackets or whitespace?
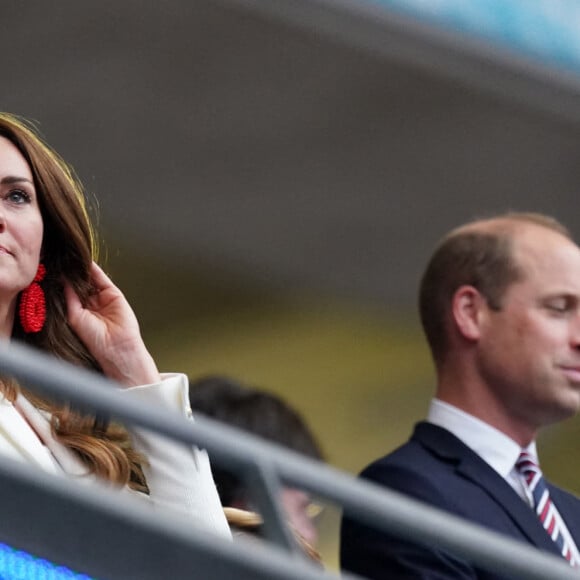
0,340,577,579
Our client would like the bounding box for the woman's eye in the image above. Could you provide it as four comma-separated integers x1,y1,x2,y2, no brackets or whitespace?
5,189,31,204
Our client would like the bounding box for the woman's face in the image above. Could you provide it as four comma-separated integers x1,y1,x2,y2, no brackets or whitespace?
0,136,43,303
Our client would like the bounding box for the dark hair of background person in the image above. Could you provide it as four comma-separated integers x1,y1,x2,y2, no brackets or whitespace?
189,375,324,506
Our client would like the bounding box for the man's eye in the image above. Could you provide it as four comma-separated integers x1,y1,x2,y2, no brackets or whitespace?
547,300,569,313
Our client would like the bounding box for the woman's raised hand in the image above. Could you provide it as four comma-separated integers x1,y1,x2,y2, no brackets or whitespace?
64,262,160,387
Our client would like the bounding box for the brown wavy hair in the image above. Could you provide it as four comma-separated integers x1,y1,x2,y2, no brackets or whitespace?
0,113,146,491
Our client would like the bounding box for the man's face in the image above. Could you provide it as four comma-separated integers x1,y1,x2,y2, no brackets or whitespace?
477,225,580,435
281,488,319,546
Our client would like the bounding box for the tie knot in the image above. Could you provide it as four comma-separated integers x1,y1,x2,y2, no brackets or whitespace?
516,451,541,477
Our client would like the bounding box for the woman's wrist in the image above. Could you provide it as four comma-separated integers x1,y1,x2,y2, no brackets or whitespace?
100,340,161,387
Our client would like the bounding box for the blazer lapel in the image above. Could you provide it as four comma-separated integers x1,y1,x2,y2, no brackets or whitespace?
13,394,89,477
0,396,59,473
413,422,563,558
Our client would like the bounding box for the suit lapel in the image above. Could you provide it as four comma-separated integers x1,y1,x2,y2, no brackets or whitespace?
413,422,563,558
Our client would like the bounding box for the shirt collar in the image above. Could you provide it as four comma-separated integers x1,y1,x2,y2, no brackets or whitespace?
427,399,537,479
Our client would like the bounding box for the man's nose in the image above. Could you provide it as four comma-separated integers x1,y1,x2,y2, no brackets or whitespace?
571,312,580,348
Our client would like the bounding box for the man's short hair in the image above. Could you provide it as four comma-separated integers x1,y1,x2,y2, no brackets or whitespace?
419,212,571,364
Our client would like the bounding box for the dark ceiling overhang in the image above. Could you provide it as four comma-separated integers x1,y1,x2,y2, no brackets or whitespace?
3,0,580,307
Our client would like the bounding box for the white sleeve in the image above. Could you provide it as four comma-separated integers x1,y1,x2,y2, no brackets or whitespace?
122,373,232,540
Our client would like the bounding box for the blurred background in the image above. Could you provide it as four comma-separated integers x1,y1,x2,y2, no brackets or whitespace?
3,0,580,569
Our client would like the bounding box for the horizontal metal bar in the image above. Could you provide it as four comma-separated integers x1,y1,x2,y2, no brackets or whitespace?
0,454,345,580
0,340,577,580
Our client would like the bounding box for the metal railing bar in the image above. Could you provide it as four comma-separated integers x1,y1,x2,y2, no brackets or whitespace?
0,455,349,580
241,461,298,553
0,341,577,580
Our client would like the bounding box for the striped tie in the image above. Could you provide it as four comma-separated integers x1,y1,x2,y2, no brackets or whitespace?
516,451,577,566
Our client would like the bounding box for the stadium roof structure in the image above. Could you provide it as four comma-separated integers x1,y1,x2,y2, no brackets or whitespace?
3,0,580,306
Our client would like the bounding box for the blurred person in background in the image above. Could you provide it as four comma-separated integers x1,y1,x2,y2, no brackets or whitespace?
341,212,580,578
0,113,230,539
189,374,325,554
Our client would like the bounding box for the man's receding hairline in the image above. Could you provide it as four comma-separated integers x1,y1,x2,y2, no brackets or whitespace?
444,215,569,245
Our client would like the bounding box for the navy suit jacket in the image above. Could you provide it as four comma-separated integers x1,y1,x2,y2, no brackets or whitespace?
340,422,580,579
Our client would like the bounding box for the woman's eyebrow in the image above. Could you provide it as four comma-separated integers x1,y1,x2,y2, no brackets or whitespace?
0,175,33,185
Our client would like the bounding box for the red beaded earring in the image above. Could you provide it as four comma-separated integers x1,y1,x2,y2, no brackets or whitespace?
19,263,47,333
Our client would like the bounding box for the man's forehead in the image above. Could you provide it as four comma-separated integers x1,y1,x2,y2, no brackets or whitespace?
512,221,576,252
511,224,580,279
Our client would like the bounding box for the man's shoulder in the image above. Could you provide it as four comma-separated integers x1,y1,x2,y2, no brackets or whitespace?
359,435,430,481
549,481,580,509
341,423,491,579
359,422,469,479
356,422,466,503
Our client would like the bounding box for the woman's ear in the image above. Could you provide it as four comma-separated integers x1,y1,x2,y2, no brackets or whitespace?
451,285,487,343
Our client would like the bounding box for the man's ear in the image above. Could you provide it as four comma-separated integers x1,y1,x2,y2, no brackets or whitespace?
451,285,487,343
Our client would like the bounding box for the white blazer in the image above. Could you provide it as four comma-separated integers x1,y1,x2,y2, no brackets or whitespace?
0,373,231,539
